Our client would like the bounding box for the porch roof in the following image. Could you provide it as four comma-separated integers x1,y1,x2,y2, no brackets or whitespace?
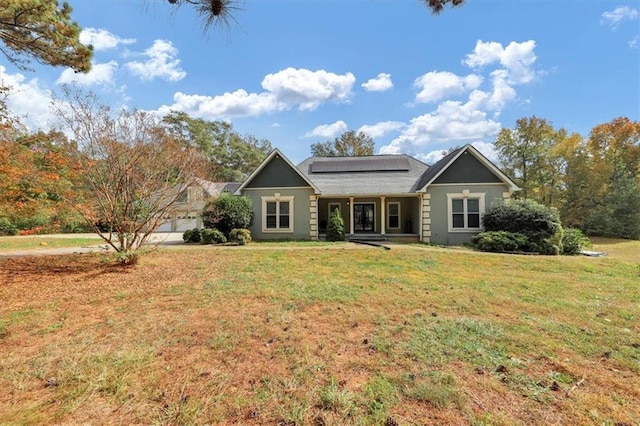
297,154,428,195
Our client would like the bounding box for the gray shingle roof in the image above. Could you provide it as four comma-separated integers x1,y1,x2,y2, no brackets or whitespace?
297,155,428,195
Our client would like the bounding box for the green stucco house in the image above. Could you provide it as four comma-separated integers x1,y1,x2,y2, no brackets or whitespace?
234,144,519,245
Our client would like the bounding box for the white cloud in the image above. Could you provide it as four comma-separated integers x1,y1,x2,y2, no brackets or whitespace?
414,71,482,103
57,61,118,86
379,39,539,157
305,120,348,138
125,40,186,82
0,66,55,130
379,98,501,155
157,68,356,119
601,6,638,29
629,35,639,48
416,149,448,165
358,121,405,138
79,28,136,51
464,40,538,84
361,73,393,92
261,68,355,111
157,90,279,118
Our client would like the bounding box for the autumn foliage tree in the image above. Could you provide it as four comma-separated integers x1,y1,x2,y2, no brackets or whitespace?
0,87,82,233
496,116,640,240
581,117,640,239
55,89,206,262
0,0,92,72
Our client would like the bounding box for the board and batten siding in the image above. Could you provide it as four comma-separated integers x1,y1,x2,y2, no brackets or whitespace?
242,188,315,240
244,155,310,188
432,152,503,184
427,183,510,245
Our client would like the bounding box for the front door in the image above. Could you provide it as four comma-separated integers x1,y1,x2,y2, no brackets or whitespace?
354,203,375,232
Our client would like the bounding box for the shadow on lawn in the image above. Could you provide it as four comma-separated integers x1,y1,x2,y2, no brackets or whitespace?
0,253,132,280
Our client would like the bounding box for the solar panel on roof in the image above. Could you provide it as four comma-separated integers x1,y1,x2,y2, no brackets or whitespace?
310,157,410,173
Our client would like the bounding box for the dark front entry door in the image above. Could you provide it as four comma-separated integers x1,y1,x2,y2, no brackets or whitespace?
354,203,375,232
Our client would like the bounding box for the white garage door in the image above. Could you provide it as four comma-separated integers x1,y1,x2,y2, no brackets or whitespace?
175,217,198,232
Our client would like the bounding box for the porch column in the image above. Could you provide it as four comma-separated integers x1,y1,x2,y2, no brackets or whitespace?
422,193,431,243
380,196,386,235
349,196,354,235
309,195,318,240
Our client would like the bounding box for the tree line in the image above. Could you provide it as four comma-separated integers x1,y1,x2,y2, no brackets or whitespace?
495,116,639,240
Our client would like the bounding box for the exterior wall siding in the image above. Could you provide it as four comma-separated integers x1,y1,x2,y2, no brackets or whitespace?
242,187,314,240
427,184,509,245
245,155,310,188
433,153,503,184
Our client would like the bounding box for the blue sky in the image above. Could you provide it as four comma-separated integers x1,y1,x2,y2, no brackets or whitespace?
1,0,638,164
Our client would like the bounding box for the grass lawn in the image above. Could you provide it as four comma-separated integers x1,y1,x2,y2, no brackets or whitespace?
0,236,103,251
0,240,638,425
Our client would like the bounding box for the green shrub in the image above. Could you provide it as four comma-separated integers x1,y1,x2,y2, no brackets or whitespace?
561,228,590,255
202,194,253,238
326,208,346,242
13,213,50,233
229,228,251,245
201,228,227,244
182,228,201,243
0,217,18,236
471,231,528,253
483,199,563,254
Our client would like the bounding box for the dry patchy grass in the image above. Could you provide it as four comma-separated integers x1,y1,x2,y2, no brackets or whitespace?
0,241,638,425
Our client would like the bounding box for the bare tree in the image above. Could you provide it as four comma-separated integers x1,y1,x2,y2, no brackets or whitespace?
55,88,206,264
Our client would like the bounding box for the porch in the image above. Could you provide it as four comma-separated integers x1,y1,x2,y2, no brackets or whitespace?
314,195,422,241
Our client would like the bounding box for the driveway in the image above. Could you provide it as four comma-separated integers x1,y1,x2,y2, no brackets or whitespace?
0,233,186,258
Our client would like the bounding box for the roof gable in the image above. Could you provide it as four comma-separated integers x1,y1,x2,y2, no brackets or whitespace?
433,151,503,184
417,145,519,191
235,149,320,193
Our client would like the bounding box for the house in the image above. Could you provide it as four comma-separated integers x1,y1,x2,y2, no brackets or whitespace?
156,179,240,232
234,144,520,244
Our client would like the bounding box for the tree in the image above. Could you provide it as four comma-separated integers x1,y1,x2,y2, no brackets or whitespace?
494,116,565,206
165,0,465,33
582,117,640,239
162,111,271,182
0,92,81,233
311,130,375,157
326,208,346,242
55,89,206,263
0,0,92,72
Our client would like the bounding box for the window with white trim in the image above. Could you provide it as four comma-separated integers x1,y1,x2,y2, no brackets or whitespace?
328,202,341,217
262,196,294,232
447,192,485,231
387,202,401,229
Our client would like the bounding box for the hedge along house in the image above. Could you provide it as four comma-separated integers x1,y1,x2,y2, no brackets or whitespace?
235,145,519,244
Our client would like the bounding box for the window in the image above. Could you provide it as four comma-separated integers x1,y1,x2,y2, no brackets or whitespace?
328,202,341,217
262,196,294,232
387,202,401,229
447,192,484,231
